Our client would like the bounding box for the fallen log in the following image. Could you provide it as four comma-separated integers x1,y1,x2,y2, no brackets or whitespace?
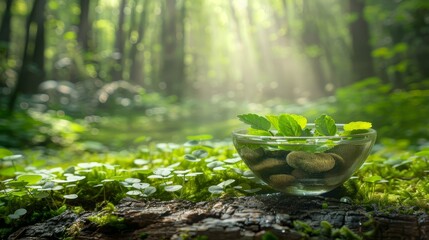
8,194,429,240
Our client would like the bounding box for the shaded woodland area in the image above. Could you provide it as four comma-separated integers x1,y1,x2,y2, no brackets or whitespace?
1,1,429,239
1,0,428,112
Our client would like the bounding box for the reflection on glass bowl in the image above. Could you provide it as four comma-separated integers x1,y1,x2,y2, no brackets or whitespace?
232,124,376,196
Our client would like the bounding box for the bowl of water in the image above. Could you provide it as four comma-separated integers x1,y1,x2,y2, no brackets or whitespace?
232,124,376,196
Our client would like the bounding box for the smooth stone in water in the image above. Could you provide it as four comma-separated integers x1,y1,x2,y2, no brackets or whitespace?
291,169,308,179
323,170,343,185
265,150,289,159
327,144,363,164
327,152,345,168
239,147,265,164
255,158,294,181
324,153,346,182
286,151,335,173
268,174,296,189
252,158,287,172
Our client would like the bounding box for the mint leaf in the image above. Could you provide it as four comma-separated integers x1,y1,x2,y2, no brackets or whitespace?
278,114,302,136
301,128,312,136
271,114,307,130
315,114,337,136
247,128,271,136
265,115,279,130
238,114,271,131
344,121,372,132
290,114,307,129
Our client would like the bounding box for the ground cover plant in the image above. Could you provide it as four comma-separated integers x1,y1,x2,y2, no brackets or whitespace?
0,110,86,148
1,88,429,238
1,130,429,238
0,84,429,238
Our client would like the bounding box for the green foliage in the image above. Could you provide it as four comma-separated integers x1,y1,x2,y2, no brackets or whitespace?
347,139,429,209
237,113,371,137
344,122,372,132
2,0,429,107
16,80,175,119
0,137,428,238
324,78,429,142
314,114,337,136
0,140,271,236
290,220,364,239
0,148,13,158
278,114,302,136
16,174,43,184
88,213,126,229
261,231,279,240
87,202,125,229
8,208,27,220
0,110,85,148
237,114,271,131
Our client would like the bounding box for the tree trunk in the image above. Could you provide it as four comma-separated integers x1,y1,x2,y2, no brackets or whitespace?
8,0,46,114
177,0,186,100
411,8,429,84
0,0,13,58
161,0,177,97
110,0,127,81
229,0,242,43
9,195,429,239
33,5,45,80
129,1,149,85
349,0,375,83
229,0,248,99
77,0,91,52
0,0,14,88
160,0,186,101
301,0,328,97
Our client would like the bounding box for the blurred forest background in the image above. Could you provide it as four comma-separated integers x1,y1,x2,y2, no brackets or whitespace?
1,0,429,148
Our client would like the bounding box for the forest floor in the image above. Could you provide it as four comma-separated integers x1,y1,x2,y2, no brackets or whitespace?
8,194,429,240
3,112,429,240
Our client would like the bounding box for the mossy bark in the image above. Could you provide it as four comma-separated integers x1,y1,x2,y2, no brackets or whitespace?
9,195,429,240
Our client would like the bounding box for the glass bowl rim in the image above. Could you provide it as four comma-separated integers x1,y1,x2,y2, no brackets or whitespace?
232,123,376,140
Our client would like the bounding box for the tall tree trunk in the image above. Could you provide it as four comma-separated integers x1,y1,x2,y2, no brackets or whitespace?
177,0,186,99
411,8,429,83
0,0,14,88
33,6,45,79
230,0,256,101
229,0,242,43
349,0,375,83
0,0,13,58
129,0,149,85
160,0,182,98
8,0,46,114
77,0,91,52
265,0,300,100
301,0,328,97
111,0,127,81
246,1,271,83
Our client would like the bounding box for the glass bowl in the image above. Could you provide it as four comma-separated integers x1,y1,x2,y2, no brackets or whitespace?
232,124,376,196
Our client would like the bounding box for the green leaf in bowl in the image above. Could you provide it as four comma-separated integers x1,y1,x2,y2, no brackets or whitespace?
278,114,302,136
238,114,271,131
344,121,372,132
315,114,337,136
